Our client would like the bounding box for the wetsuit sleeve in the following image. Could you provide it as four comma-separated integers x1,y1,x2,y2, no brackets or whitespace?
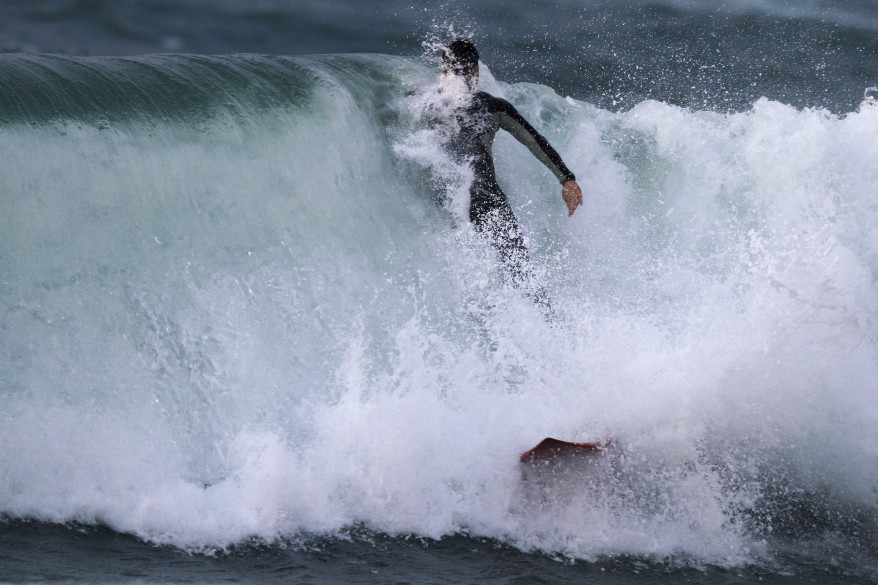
495,98,576,184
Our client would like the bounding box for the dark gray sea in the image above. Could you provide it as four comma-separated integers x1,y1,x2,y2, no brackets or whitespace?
2,0,877,112
1,1,877,584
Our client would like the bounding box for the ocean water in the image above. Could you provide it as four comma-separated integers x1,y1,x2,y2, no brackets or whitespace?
1,2,877,584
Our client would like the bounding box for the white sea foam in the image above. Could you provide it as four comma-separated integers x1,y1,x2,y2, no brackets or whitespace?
0,55,876,566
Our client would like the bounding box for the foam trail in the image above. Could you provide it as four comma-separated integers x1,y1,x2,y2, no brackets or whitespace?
0,54,876,572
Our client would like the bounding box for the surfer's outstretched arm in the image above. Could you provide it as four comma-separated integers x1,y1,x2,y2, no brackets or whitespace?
493,97,583,216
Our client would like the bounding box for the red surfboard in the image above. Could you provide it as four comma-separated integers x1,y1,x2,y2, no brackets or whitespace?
520,437,610,463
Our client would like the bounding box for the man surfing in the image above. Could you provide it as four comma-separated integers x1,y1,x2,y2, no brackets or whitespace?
439,38,583,317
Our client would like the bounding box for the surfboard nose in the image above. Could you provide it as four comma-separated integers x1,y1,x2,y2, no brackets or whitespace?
519,437,611,463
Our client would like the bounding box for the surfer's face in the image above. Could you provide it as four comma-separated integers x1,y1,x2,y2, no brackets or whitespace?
441,57,479,90
442,64,477,90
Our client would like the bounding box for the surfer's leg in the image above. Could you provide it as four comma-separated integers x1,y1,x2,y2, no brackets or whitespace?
470,186,555,320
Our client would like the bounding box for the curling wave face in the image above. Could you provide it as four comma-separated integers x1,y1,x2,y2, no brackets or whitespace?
0,53,877,572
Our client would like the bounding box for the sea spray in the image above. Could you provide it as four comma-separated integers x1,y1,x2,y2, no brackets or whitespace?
0,54,876,569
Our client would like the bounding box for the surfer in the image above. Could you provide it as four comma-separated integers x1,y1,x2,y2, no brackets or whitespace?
440,38,583,317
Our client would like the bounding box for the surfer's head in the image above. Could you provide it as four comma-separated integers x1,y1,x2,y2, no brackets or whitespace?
442,38,479,88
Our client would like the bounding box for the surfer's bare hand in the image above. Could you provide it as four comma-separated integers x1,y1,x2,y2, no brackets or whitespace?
562,180,583,217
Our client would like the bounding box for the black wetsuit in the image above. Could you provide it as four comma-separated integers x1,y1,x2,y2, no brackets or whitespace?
449,90,576,312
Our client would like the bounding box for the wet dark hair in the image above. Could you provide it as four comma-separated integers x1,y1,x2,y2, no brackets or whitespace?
442,38,480,79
